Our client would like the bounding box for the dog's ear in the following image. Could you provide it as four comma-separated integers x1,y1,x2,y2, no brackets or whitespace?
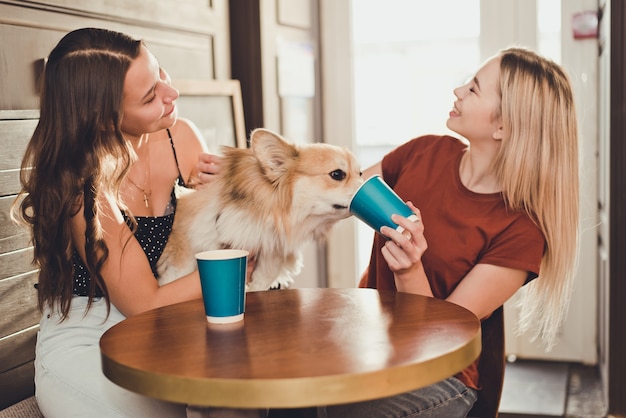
250,129,297,183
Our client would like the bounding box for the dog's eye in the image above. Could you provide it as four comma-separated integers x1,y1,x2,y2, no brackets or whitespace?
329,169,347,181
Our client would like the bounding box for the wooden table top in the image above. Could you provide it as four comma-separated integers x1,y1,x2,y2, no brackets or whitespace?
100,288,481,409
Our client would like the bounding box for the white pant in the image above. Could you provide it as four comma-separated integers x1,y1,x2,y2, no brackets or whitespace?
35,296,266,418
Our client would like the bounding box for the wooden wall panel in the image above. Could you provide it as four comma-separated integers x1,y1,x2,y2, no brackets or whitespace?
0,4,225,110
0,195,31,256
0,110,39,410
18,0,216,32
0,112,38,197
0,248,35,283
0,326,38,372
0,23,57,111
0,272,39,338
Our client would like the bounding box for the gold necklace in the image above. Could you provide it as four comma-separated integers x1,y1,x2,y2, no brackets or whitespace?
128,139,152,208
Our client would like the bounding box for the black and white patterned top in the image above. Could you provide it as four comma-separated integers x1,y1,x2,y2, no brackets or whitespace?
71,213,175,297
72,129,185,297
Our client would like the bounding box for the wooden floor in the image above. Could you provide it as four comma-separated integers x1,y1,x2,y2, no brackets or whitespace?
499,360,607,418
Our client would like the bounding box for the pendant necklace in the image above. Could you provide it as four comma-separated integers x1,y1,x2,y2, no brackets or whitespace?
128,139,152,208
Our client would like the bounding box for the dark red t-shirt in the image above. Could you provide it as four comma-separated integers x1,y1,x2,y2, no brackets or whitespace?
359,135,545,389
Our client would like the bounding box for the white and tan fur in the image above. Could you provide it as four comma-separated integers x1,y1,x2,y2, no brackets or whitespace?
157,128,362,291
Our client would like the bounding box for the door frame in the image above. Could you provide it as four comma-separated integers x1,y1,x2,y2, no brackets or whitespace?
605,0,626,413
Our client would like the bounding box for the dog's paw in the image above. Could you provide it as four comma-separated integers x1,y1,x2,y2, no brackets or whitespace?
269,276,294,290
246,274,293,292
157,271,175,286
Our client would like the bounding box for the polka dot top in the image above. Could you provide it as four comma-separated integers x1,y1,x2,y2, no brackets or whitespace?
72,129,185,297
71,212,176,297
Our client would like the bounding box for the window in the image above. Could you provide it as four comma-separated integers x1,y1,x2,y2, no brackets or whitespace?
352,0,481,274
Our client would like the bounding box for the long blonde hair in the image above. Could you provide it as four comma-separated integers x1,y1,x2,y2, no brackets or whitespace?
493,47,579,348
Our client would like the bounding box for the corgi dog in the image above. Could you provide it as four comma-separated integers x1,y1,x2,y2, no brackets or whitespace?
156,128,362,291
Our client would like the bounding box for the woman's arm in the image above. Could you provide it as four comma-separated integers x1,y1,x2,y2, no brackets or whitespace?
71,193,202,317
447,263,526,320
381,203,527,320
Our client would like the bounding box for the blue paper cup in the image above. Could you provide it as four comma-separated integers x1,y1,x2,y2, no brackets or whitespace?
349,175,417,237
196,249,249,324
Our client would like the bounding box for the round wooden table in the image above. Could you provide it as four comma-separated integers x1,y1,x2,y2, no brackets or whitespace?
100,288,481,409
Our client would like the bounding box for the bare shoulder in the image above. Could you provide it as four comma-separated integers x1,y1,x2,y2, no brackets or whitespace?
166,118,209,185
169,118,208,152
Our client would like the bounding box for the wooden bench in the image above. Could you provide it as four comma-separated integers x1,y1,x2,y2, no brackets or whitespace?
0,110,40,410
0,396,42,418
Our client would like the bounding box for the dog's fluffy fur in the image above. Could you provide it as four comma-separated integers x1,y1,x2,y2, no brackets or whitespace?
156,128,362,291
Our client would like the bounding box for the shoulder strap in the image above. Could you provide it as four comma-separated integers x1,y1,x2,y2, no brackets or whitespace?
167,128,187,187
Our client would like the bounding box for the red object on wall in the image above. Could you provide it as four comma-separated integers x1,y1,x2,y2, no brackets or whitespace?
572,11,598,40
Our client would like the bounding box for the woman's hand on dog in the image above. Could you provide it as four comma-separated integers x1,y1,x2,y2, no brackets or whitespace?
189,152,223,188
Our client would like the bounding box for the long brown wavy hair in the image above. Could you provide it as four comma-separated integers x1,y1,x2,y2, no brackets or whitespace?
12,28,142,319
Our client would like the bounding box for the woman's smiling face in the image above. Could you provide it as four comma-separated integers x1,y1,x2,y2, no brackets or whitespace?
121,46,179,138
447,56,503,143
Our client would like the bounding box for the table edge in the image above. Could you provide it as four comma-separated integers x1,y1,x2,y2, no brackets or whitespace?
101,327,482,408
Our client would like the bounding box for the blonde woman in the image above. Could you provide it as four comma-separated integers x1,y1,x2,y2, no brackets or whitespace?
327,48,579,417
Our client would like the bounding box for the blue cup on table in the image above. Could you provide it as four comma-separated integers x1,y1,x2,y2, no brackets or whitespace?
196,249,248,324
349,175,417,238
